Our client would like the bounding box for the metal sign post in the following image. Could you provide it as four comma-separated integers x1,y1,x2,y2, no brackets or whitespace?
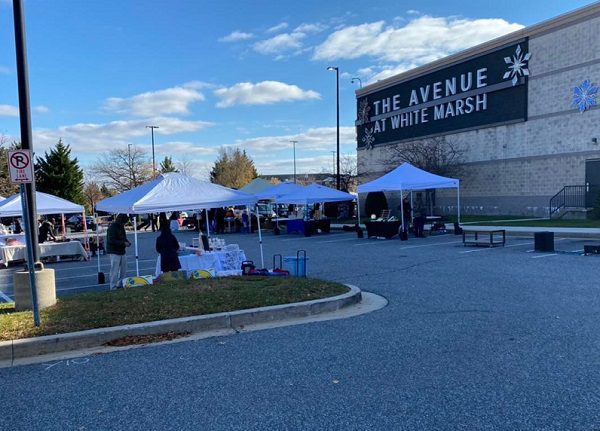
19,184,40,326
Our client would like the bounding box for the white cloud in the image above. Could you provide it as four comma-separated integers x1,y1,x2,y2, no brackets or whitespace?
266,22,288,33
294,23,326,34
0,104,18,117
214,81,320,108
253,32,306,55
219,30,254,42
33,117,213,154
230,127,356,175
104,82,206,116
33,105,50,114
313,16,524,63
154,141,218,157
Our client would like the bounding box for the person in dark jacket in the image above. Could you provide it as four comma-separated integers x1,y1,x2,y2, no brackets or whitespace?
155,224,181,273
38,218,56,243
106,214,131,289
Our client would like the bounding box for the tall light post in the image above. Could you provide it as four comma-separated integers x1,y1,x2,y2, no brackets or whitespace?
146,125,159,177
290,140,298,183
351,77,362,88
327,66,340,190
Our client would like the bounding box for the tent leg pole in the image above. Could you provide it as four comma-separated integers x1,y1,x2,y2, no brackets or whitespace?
400,188,404,232
133,215,139,276
255,206,264,268
457,187,461,224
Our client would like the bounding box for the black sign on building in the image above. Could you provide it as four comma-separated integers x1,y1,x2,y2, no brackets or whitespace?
356,40,530,149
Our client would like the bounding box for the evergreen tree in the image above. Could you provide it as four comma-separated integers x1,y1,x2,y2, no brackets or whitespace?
0,138,20,197
210,148,258,189
35,139,84,204
159,156,178,173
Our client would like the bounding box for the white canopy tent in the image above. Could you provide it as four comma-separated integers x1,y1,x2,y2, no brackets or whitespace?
253,181,306,201
96,173,261,275
276,183,355,205
0,191,84,216
357,163,460,228
239,178,272,195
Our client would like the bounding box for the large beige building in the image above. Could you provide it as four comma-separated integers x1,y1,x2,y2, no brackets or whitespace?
356,3,600,217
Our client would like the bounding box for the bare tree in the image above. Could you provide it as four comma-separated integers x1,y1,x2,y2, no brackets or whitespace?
83,181,106,213
90,146,152,192
387,136,464,178
339,154,358,192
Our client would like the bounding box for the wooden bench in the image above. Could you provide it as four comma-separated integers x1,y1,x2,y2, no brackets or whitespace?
462,229,506,247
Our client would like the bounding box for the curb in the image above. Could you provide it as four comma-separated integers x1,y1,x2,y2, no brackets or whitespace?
0,285,362,365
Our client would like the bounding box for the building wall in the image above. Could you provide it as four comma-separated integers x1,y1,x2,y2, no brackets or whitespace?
358,9,600,217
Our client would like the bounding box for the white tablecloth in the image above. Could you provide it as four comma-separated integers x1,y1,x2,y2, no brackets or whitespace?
155,249,247,277
0,241,88,264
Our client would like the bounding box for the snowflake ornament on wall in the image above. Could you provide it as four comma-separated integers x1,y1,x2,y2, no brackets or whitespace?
357,98,371,125
362,127,375,150
572,79,598,113
503,44,531,86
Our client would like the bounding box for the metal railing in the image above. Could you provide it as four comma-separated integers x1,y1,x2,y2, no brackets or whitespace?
548,185,587,217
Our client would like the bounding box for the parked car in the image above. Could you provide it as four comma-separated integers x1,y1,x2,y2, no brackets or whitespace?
66,215,96,232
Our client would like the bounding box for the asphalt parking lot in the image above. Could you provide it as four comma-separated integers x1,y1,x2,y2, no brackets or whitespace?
1,228,600,430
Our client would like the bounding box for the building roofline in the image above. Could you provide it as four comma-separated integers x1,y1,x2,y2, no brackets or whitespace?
357,1,600,96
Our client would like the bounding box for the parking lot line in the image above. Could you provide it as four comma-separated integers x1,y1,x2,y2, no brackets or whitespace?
531,253,559,259
0,290,12,302
460,241,534,253
317,237,360,244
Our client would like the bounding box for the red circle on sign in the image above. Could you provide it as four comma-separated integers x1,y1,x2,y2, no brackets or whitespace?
10,152,30,169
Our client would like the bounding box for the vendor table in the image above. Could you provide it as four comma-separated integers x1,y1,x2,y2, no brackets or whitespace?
0,241,88,264
155,249,247,277
365,221,402,239
286,219,330,235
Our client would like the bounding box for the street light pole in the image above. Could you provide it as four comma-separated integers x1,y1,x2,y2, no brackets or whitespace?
351,77,363,88
146,125,159,177
327,66,340,190
290,140,298,183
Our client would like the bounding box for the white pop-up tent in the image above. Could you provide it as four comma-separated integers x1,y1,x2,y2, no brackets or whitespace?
254,181,306,201
0,191,84,216
276,183,355,205
357,162,460,228
239,178,272,195
96,173,261,274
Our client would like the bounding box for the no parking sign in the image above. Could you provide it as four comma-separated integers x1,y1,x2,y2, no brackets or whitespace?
8,149,34,183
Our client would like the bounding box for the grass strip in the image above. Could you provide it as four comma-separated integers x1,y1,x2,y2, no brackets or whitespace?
0,277,349,342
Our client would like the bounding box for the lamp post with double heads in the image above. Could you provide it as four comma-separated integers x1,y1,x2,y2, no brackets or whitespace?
146,125,159,177
290,140,298,183
327,66,340,190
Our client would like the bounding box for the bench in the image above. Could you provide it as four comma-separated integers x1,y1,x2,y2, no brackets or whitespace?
462,229,506,247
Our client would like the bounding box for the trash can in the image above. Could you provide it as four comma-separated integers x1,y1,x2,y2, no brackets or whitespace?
534,231,554,252
283,256,309,277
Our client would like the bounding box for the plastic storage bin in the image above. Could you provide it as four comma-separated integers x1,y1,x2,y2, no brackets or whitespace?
283,255,309,277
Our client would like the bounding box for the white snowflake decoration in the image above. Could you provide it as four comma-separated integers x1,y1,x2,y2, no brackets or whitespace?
503,44,531,86
358,98,371,124
572,79,598,113
362,127,375,150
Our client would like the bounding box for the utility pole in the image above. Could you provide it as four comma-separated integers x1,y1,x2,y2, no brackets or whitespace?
146,125,159,177
290,140,298,183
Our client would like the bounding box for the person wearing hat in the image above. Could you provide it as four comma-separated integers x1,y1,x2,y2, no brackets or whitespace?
106,214,131,289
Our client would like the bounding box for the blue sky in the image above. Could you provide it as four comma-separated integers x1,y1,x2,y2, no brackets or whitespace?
0,0,594,180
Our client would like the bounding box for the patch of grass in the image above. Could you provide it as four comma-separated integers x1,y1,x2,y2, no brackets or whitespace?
467,219,600,228
0,277,349,342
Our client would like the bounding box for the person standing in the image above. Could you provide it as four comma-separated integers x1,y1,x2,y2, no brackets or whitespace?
150,213,158,232
413,194,425,238
155,224,181,273
106,214,131,289
38,218,57,243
